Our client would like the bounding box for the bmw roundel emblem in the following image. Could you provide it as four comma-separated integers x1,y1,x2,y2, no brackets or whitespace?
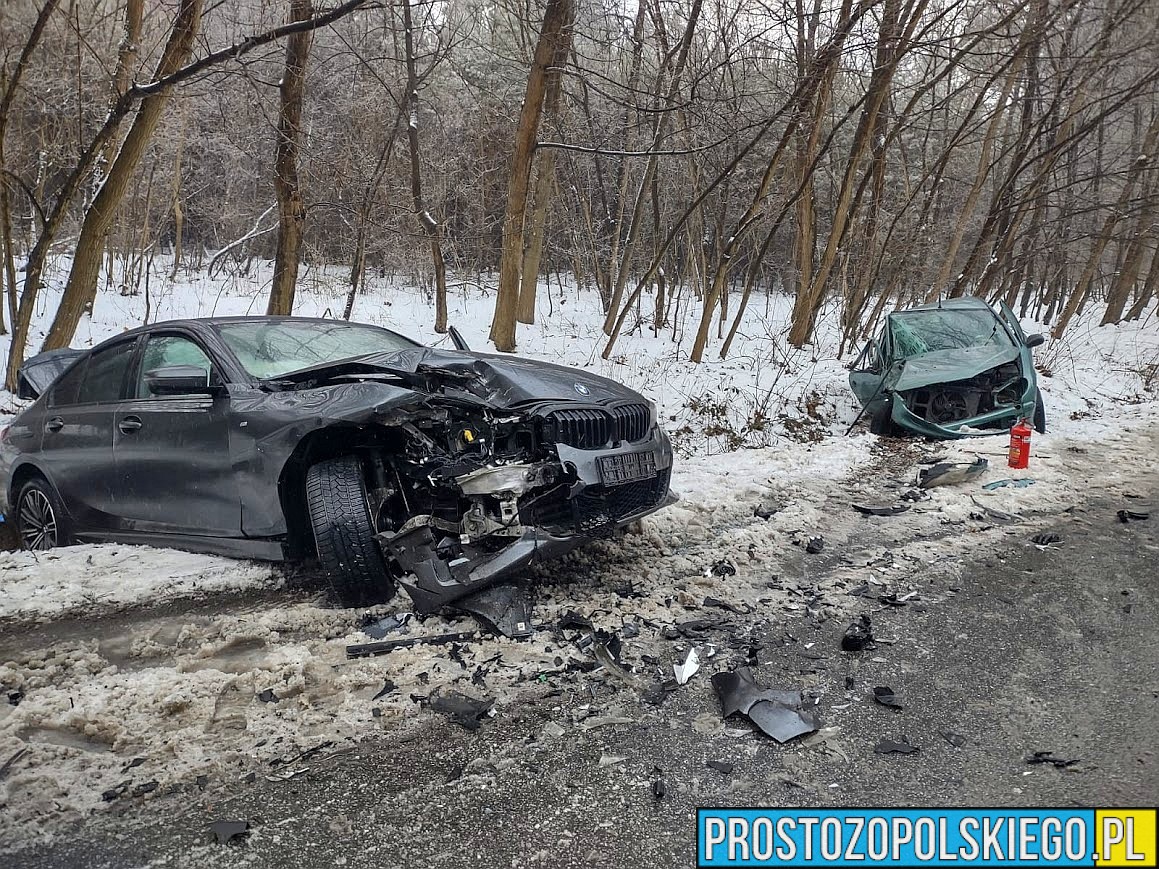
574,383,590,396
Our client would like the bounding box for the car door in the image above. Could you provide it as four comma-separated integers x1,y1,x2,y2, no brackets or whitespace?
36,339,137,531
110,331,240,536
849,330,887,407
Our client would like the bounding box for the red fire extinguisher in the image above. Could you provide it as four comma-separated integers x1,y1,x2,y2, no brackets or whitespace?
1008,418,1032,469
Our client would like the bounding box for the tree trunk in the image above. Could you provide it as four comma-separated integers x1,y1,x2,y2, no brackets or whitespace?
266,0,313,317
1101,170,1157,325
517,0,573,325
489,0,572,352
1053,114,1159,337
41,0,203,352
400,0,449,333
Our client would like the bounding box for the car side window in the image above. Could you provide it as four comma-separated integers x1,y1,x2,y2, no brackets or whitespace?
137,335,214,398
75,342,135,405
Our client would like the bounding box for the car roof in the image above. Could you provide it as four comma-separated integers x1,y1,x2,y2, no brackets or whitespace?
894,296,994,314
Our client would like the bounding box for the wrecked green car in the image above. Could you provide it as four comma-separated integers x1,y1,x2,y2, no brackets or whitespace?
849,297,1046,438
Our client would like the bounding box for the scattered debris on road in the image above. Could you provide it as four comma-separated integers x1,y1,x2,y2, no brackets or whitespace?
942,731,968,748
805,536,825,554
1031,533,1063,546
1026,751,1080,769
852,503,911,516
674,648,700,685
208,820,250,845
919,458,988,489
711,667,819,743
1117,509,1151,523
709,559,736,577
983,478,1035,490
873,686,903,710
345,630,478,658
841,615,875,651
706,760,734,775
875,736,920,755
426,688,494,731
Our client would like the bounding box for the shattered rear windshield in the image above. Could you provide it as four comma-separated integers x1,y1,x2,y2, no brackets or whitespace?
216,321,419,379
889,308,1011,357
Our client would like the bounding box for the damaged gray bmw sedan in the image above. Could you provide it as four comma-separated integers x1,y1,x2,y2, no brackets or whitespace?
0,317,675,611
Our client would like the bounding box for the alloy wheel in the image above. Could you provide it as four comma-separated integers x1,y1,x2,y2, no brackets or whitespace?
19,488,58,551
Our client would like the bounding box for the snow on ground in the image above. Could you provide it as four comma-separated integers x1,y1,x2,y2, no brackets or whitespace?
0,255,1157,847
0,546,281,622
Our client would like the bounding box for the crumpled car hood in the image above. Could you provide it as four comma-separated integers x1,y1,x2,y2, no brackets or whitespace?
278,346,642,409
891,345,1020,392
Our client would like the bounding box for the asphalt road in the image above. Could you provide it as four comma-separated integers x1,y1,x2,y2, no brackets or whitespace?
6,463,1158,869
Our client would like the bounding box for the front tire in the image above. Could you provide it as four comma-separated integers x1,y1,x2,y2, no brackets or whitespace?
15,476,71,551
305,456,396,607
1032,387,1046,434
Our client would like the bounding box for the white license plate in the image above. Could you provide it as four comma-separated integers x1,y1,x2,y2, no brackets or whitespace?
598,451,657,485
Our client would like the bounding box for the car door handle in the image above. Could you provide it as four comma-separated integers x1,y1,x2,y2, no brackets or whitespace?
118,416,143,434
45,417,64,433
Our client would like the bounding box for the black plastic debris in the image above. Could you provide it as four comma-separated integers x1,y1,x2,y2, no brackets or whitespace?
872,686,903,711
256,688,278,703
133,781,159,796
841,615,874,652
846,582,872,598
1031,532,1063,546
620,621,641,639
901,489,928,502
558,610,595,632
704,596,750,615
123,757,146,771
7,690,23,707
844,676,855,690
1026,751,1080,769
878,592,913,607
651,767,667,799
427,688,494,731
371,678,397,701
853,503,911,517
707,760,734,775
361,613,411,640
941,731,967,748
711,667,818,743
710,559,737,577
754,504,779,521
456,582,534,639
642,680,679,706
805,536,824,555
101,781,131,802
209,820,250,845
1117,509,1151,523
875,736,919,755
346,630,477,658
919,458,988,489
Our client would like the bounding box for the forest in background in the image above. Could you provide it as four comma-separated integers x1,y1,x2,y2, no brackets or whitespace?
0,0,1156,391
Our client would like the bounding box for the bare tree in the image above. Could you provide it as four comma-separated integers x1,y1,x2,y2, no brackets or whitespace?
267,0,314,317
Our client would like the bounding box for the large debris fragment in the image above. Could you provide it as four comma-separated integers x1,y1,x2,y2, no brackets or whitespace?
710,667,818,743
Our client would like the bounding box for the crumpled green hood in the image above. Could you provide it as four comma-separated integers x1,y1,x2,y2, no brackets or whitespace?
891,345,1021,393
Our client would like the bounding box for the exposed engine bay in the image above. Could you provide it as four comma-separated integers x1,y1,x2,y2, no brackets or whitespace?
346,396,671,612
898,361,1027,428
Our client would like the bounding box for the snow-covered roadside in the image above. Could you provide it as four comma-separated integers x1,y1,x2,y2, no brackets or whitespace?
0,546,281,622
3,255,1156,453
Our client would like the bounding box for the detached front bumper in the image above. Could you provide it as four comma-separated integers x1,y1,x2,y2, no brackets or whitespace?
380,426,675,612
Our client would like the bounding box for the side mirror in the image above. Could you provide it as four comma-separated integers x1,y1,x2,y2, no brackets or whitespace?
145,366,221,396
1025,333,1046,349
448,325,470,351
